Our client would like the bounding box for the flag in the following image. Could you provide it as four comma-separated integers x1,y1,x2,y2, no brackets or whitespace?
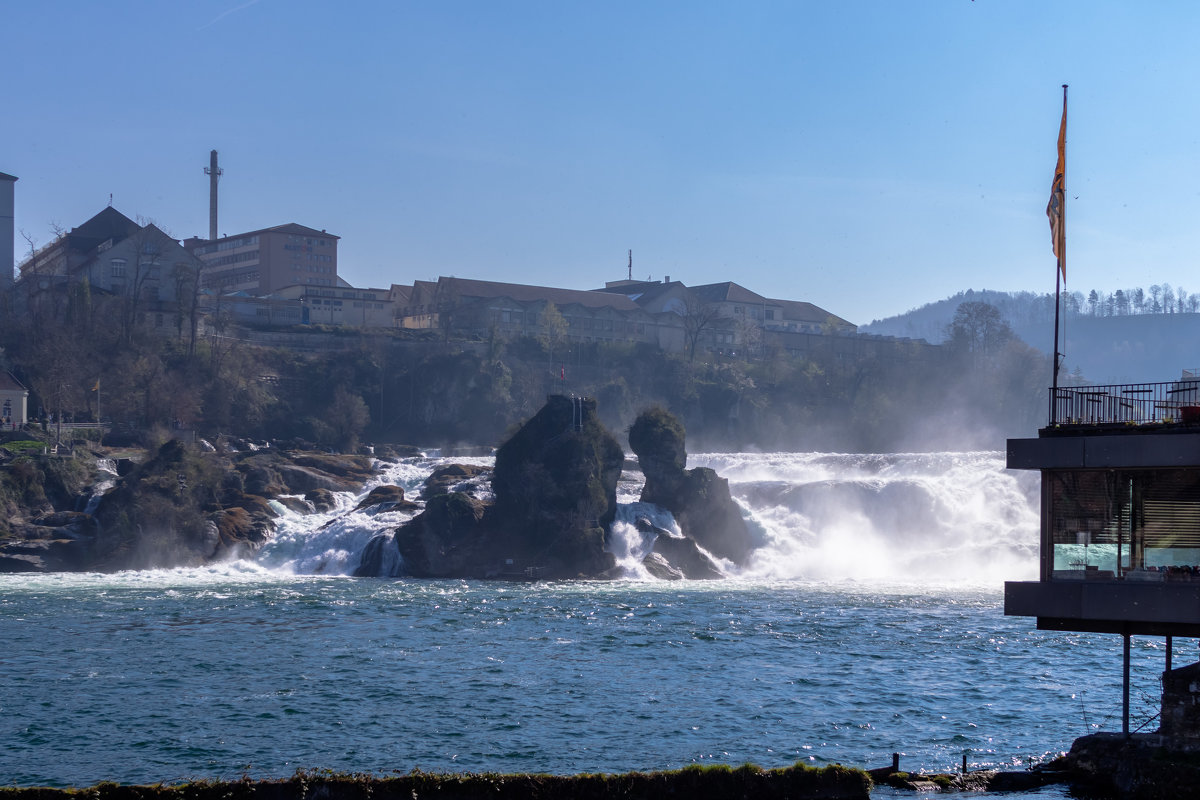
1047,94,1067,280
91,379,100,392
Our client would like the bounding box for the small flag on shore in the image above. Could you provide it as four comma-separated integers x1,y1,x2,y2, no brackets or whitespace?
1047,96,1067,279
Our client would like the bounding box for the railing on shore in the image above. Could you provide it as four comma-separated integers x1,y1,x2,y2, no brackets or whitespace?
1051,378,1200,426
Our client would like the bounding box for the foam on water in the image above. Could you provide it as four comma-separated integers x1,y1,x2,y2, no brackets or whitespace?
246,450,1040,586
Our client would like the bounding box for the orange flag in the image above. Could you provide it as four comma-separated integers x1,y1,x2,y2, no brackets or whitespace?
1047,93,1067,280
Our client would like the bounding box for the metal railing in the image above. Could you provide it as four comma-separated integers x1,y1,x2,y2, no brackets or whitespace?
1051,379,1200,426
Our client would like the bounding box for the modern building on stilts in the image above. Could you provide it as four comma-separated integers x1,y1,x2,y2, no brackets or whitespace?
1005,370,1200,751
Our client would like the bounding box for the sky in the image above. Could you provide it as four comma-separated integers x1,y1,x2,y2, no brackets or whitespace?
4,1,1200,325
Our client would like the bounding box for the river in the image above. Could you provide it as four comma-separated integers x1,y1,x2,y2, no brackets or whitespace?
0,451,1178,794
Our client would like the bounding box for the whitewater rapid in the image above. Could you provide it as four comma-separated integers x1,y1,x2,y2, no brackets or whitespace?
250,451,1040,585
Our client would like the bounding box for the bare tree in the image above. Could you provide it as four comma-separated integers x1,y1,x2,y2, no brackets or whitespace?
682,293,720,362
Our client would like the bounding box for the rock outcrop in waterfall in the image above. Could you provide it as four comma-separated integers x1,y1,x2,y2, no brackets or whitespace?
358,395,622,579
357,397,756,581
629,406,757,576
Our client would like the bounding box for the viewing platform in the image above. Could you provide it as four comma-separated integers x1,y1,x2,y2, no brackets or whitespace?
1044,371,1200,430
1006,371,1200,736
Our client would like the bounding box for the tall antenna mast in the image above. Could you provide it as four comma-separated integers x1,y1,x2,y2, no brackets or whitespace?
627,249,632,281
204,150,223,241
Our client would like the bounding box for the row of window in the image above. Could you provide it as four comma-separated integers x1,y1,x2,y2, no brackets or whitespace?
110,259,160,280
286,235,331,247
193,235,258,255
202,250,260,268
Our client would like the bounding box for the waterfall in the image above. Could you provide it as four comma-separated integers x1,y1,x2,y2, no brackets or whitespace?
253,451,1040,584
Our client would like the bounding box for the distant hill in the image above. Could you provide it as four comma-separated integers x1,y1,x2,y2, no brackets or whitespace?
863,289,1200,384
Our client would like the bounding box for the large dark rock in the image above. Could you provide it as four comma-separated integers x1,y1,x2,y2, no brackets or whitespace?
392,492,488,577
422,464,490,499
629,406,757,565
354,485,419,513
1065,732,1200,799
371,395,622,580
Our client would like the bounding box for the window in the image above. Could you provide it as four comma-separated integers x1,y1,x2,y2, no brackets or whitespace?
110,258,126,277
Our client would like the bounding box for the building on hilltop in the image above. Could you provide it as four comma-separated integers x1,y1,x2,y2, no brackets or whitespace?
183,223,339,295
14,206,206,333
271,284,395,327
398,276,681,349
768,297,857,335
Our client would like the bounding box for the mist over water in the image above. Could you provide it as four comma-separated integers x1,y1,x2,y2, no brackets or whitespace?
689,452,1041,585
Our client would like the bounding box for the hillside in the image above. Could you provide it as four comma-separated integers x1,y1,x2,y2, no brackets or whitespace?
864,289,1200,384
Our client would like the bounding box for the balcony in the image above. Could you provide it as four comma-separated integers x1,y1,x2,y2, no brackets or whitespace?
1049,373,1200,429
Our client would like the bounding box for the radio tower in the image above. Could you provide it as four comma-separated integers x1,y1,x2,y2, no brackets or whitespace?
204,150,223,241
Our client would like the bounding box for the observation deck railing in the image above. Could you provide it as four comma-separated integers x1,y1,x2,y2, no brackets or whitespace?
1050,378,1200,427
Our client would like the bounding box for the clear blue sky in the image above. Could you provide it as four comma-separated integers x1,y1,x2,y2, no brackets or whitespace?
4,1,1199,324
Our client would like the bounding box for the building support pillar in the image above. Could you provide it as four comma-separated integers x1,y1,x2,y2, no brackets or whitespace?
1167,635,1173,673
1123,633,1131,737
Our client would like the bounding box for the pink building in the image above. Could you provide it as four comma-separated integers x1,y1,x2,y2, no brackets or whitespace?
184,223,339,295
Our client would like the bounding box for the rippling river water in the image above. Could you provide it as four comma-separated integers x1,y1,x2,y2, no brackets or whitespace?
0,452,1186,793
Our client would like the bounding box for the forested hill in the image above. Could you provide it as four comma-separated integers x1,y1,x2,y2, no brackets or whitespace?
864,289,1200,384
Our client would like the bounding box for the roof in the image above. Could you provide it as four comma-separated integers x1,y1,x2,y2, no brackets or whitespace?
0,172,17,182
435,277,641,311
690,281,767,305
68,207,141,253
0,372,27,392
224,222,340,240
769,298,855,327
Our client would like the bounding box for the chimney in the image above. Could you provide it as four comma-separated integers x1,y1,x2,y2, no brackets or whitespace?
0,172,16,288
204,150,223,241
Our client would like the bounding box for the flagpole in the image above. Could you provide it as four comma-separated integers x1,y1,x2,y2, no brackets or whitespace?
1050,84,1068,424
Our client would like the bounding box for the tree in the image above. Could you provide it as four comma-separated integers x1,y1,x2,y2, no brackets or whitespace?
327,386,370,452
173,260,203,357
946,301,1014,362
434,277,460,341
681,293,720,363
539,301,568,383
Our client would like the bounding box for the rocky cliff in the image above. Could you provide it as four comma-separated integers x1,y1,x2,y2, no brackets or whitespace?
0,436,382,573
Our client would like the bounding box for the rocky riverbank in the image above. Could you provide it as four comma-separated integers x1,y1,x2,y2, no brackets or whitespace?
0,763,871,800
0,433,393,573
0,396,755,579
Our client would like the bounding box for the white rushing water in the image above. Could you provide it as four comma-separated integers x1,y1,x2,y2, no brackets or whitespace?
248,450,1040,585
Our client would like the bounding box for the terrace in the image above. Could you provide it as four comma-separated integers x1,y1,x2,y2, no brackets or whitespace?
1048,371,1200,429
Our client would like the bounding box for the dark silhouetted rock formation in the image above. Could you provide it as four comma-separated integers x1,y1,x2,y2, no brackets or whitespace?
630,406,757,568
362,395,623,579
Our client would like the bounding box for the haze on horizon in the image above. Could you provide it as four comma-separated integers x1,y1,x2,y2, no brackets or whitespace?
4,1,1198,326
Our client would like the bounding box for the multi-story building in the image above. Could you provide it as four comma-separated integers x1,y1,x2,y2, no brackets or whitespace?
184,223,339,295
14,206,206,331
398,276,671,347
